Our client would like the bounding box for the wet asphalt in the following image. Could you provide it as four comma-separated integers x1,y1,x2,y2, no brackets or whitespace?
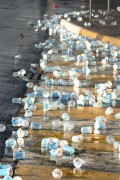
0,0,48,158
0,0,119,158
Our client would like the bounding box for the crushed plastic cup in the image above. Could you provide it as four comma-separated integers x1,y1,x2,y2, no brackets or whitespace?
13,150,25,160
77,17,83,22
25,97,35,105
0,164,12,169
73,168,83,177
70,92,77,99
114,142,120,151
11,117,23,127
21,119,29,128
22,76,30,83
16,129,28,138
52,120,62,129
106,135,115,144
63,122,74,132
13,71,21,78
68,100,76,108
41,147,48,154
13,146,25,160
93,101,102,108
41,138,51,148
81,126,92,134
0,124,6,132
50,148,63,157
72,135,83,143
60,93,68,101
17,138,24,146
5,148,13,156
61,113,70,121
43,91,50,98
111,21,117,26
59,79,67,86
43,99,51,111
95,116,107,124
58,102,65,110
24,103,37,111
5,139,17,149
115,113,120,120
53,70,61,78
94,122,105,130
33,85,43,96
52,168,63,179
2,176,12,180
20,69,26,77
67,17,71,22
24,110,32,118
105,107,113,115
0,168,13,177
59,140,68,148
45,78,53,85
0,164,13,177
26,82,34,88
62,145,75,154
77,100,85,106
51,91,61,98
13,177,22,180
50,102,58,111
28,20,37,28
30,122,41,130
79,95,85,101
12,98,22,104
29,67,36,74
43,54,49,61
50,155,58,162
49,138,59,150
62,154,74,162
73,158,85,168
27,92,37,98
31,63,38,68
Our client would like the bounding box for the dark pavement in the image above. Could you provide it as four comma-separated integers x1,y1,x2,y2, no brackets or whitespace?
0,0,48,158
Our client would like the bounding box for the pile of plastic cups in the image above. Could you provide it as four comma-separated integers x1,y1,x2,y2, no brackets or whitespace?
5,8,120,179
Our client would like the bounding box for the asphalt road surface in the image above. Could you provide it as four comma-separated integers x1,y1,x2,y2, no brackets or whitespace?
0,0,119,159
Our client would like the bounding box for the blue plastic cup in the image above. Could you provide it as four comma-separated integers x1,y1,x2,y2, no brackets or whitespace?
114,142,120,151
63,122,74,132
29,67,36,74
41,138,51,148
0,168,12,177
61,113,70,121
52,120,62,129
81,126,92,134
62,145,75,154
13,71,21,78
12,98,22,104
50,148,63,157
43,100,51,111
24,110,32,118
94,122,105,130
17,128,28,138
30,122,41,130
13,151,25,160
49,138,59,150
106,135,115,144
5,139,17,149
0,124,6,132
3,176,13,180
51,91,61,98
